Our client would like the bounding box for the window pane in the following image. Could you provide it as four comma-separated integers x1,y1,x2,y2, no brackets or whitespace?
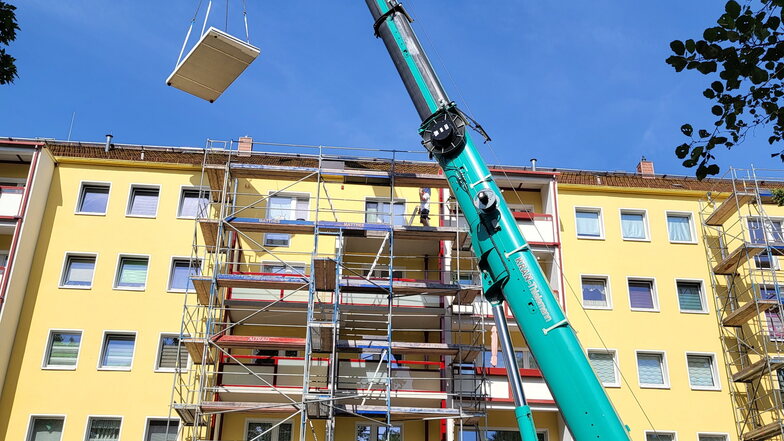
247,422,273,441
146,420,179,441
638,353,664,385
87,418,121,441
265,233,291,247
699,436,727,441
79,185,109,213
646,433,674,441
117,258,148,288
357,426,372,441
179,189,208,218
102,334,135,368
46,332,81,367
677,282,704,312
621,212,646,239
687,355,715,387
295,198,309,220
629,281,654,309
170,260,199,291
576,210,601,237
767,309,784,339
29,417,63,441
268,196,293,220
129,188,159,216
158,336,188,370
582,278,608,307
589,352,616,384
64,256,95,286
667,215,692,242
378,426,402,441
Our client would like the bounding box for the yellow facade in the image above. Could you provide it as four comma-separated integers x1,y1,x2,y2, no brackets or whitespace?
0,140,767,441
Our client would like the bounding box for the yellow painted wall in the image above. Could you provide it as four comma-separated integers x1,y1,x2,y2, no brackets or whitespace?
0,162,202,440
558,186,736,441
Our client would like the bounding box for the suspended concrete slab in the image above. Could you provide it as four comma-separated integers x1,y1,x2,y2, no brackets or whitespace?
166,27,260,102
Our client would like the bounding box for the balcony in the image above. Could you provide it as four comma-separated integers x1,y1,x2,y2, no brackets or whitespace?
515,212,556,244
0,186,22,218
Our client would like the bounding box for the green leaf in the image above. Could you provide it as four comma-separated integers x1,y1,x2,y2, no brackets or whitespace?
670,40,685,55
711,81,724,93
666,55,687,72
705,164,721,176
737,15,753,33
768,16,781,30
681,124,693,136
712,105,724,116
683,159,698,168
703,27,725,42
703,88,715,99
718,13,736,29
685,39,696,53
752,67,769,84
696,164,708,180
725,0,741,19
675,143,690,159
697,61,717,74
699,129,710,138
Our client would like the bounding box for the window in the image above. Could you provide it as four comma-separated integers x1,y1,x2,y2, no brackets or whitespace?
676,281,706,313
356,423,402,441
127,185,160,217
620,209,648,240
114,255,149,289
749,218,784,243
637,351,668,388
85,417,121,441
460,430,532,441
168,258,201,292
481,349,538,370
246,421,293,441
581,276,610,309
588,349,618,387
99,333,136,369
60,254,96,288
264,194,309,247
26,417,64,441
43,331,81,368
667,212,694,243
156,334,189,371
178,188,208,218
646,432,676,441
365,200,406,226
261,263,307,276
145,419,178,441
698,435,728,441
628,279,657,311
686,353,719,390
76,183,110,214
575,208,603,239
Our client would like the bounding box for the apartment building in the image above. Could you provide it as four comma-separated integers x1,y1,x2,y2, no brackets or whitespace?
0,138,775,441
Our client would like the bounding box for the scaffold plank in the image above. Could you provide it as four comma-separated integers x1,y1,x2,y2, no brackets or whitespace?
191,276,214,306
704,192,755,226
712,243,766,275
722,299,780,327
204,165,225,202
742,421,784,441
226,163,448,188
194,400,475,419
732,356,784,383
182,337,213,364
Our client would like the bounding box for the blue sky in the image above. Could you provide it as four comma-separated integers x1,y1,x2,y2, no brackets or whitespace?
0,1,776,175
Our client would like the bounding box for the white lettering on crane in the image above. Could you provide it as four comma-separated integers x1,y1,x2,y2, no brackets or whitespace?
516,256,552,322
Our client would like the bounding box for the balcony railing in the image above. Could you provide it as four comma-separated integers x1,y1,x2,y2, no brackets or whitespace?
0,186,23,217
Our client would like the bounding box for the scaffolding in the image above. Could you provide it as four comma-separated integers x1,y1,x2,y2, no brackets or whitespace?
170,140,490,441
700,167,784,441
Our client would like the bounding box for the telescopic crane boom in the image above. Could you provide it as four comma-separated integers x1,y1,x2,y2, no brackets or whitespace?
364,2,632,440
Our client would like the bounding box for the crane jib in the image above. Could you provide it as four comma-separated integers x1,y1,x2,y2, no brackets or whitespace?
364,2,632,441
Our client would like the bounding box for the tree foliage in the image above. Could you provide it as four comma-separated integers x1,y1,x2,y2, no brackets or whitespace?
0,1,18,85
667,0,784,179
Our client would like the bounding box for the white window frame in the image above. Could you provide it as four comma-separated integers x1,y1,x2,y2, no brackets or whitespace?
125,184,161,218
645,430,678,441
574,206,605,240
166,256,202,293
627,277,659,312
364,197,407,225
353,421,404,441
82,416,123,441
636,350,670,389
245,418,297,441
25,414,66,441
113,253,150,291
261,261,308,276
143,417,180,441
586,348,620,388
537,429,549,441
97,330,137,371
580,274,612,310
58,252,97,290
665,211,697,244
619,208,650,241
176,185,209,219
674,278,708,314
154,332,190,373
74,181,111,216
41,328,83,370
696,433,730,441
266,191,311,221
685,352,721,391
